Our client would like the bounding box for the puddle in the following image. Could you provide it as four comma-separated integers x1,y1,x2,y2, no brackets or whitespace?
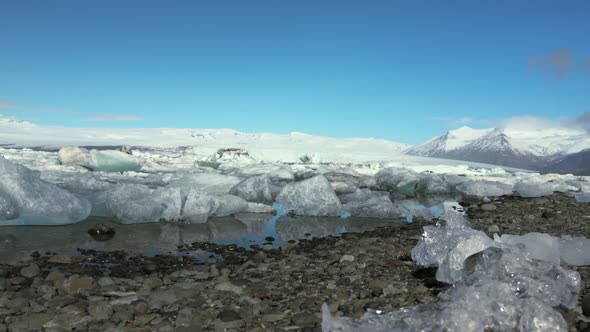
0,198,459,264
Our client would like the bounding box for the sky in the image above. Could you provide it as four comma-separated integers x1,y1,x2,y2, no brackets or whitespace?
0,1,589,144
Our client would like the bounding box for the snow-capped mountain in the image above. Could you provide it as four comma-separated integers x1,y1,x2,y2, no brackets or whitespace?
405,126,590,172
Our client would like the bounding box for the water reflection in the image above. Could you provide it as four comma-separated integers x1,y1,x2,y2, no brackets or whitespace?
0,199,458,264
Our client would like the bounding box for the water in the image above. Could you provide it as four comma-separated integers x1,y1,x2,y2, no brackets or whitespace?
0,199,457,264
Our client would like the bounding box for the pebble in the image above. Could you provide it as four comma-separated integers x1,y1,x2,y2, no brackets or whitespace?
480,203,497,211
339,255,355,263
487,224,500,233
20,264,40,278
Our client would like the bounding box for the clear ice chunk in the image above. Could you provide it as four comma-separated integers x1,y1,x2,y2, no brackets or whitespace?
559,235,590,266
324,211,581,332
496,233,560,264
276,175,343,216
514,179,578,198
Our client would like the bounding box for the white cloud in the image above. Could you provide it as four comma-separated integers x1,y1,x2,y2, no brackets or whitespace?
0,99,78,114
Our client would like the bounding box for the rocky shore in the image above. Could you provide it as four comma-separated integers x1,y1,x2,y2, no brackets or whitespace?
0,194,589,331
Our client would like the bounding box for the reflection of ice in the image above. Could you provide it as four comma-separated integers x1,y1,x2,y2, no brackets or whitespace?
275,215,345,242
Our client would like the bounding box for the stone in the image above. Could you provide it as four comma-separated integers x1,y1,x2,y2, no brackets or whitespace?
88,301,113,321
143,276,163,290
292,311,318,327
60,274,97,294
340,255,355,263
20,264,40,278
215,281,244,295
217,309,242,322
97,277,115,287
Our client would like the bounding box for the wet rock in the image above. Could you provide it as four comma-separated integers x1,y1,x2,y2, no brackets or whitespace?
48,255,87,264
480,203,497,211
143,276,163,289
87,224,116,241
60,274,97,294
542,210,557,219
217,309,241,322
20,264,40,278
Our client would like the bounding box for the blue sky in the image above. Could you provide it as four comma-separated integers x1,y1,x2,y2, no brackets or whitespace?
0,1,589,144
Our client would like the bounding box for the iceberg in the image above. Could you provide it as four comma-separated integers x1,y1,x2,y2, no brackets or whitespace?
514,179,578,198
105,184,183,224
276,175,342,216
57,146,90,167
0,156,91,225
375,167,420,196
229,174,273,204
87,149,142,172
58,147,141,172
167,172,242,194
343,195,407,219
455,180,513,197
415,174,453,195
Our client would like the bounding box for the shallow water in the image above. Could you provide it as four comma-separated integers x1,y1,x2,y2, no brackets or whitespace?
0,199,457,264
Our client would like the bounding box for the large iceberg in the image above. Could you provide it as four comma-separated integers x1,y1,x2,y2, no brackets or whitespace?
0,156,91,225
375,167,420,196
276,175,342,216
343,195,407,219
514,179,578,198
229,174,273,204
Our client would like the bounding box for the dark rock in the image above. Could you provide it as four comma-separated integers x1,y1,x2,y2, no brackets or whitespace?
582,293,590,317
291,312,318,327
265,236,275,242
541,211,556,219
217,309,241,322
88,224,116,241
